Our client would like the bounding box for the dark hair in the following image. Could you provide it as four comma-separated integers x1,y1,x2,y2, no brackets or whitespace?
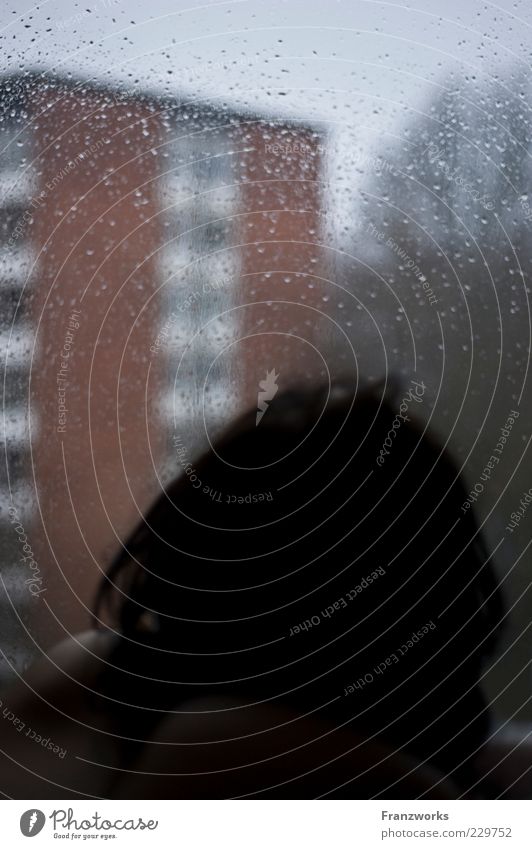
95,379,503,788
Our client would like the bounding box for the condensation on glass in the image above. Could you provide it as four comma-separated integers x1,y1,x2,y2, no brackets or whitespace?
0,76,327,682
0,7,530,727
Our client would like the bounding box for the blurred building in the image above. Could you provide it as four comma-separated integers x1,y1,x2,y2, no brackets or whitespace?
0,74,328,672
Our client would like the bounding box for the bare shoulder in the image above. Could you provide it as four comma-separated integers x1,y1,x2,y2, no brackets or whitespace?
0,629,120,798
25,628,117,683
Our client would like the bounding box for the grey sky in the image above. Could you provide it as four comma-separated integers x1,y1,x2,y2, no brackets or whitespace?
4,0,530,246
2,0,530,129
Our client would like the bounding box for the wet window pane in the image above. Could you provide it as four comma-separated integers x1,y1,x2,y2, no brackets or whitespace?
0,0,531,796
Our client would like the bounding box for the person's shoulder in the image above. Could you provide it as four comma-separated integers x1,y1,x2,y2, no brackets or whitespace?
5,628,118,711
41,628,117,675
0,629,120,798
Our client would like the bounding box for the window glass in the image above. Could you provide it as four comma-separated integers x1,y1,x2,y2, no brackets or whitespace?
0,0,530,731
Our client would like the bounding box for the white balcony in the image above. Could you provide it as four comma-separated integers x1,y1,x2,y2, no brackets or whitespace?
0,168,37,206
0,327,35,368
0,407,38,448
158,240,238,287
159,171,239,219
0,481,36,528
0,245,36,289
195,314,239,353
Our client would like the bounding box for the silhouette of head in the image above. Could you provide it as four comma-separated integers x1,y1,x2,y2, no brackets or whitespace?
97,378,503,786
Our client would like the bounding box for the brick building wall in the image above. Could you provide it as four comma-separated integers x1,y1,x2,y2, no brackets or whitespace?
0,76,327,657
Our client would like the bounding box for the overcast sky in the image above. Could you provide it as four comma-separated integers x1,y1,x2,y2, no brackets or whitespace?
2,0,531,233
1,0,530,128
